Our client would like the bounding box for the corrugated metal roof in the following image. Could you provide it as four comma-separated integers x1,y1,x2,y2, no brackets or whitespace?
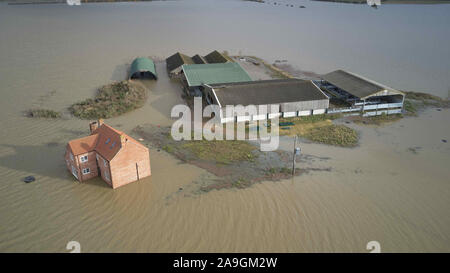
192,54,208,64
204,50,233,63
182,63,252,87
321,70,403,99
166,52,194,72
211,79,329,106
129,57,157,79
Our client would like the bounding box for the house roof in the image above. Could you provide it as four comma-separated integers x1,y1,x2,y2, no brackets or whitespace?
321,70,403,99
192,54,208,64
182,63,252,87
204,50,232,63
166,52,194,72
129,57,157,79
210,79,329,106
68,123,146,161
68,134,100,156
91,124,124,161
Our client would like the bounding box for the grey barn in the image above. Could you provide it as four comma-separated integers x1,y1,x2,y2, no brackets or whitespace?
203,79,329,123
319,70,404,116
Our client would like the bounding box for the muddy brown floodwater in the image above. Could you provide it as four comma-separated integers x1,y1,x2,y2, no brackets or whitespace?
0,0,449,252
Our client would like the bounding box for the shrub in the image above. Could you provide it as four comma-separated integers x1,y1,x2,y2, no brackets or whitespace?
69,80,147,119
26,109,61,119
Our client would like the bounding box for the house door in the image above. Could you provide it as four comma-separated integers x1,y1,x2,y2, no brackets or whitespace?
71,165,78,179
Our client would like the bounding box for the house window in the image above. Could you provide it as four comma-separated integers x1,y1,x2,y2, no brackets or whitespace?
103,159,107,167
70,153,74,161
80,155,88,163
82,168,90,175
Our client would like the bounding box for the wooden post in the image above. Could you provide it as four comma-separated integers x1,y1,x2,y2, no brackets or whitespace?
136,163,140,181
292,135,297,176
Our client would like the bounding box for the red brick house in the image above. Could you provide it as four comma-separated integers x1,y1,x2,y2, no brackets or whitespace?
65,120,151,189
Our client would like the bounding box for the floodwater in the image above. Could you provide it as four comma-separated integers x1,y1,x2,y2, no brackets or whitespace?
0,0,449,252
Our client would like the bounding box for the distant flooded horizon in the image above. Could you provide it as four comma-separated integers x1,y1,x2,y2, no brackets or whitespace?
1,0,450,98
0,0,449,252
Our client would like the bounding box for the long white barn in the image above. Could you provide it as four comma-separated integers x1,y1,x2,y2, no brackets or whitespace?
203,79,330,123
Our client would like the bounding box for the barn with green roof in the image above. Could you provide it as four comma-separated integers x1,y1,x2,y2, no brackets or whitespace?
182,63,251,88
129,57,157,80
181,62,252,97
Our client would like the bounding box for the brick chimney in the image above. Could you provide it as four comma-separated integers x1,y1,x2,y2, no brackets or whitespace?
89,121,98,134
89,119,104,134
120,134,128,145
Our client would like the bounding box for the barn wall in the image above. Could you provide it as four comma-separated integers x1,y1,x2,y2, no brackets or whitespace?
313,109,326,115
282,112,296,118
281,99,329,112
205,85,330,123
298,110,311,116
220,104,280,120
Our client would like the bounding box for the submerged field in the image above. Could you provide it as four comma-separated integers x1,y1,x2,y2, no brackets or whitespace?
312,0,450,4
133,125,320,192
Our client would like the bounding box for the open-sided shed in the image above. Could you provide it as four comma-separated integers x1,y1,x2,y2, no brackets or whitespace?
321,70,403,100
320,70,404,116
129,57,157,80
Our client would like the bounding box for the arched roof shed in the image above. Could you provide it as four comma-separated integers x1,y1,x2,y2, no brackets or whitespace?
130,57,157,80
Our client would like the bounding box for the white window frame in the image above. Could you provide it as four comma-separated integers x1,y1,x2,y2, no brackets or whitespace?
82,168,90,175
103,159,107,168
80,155,88,163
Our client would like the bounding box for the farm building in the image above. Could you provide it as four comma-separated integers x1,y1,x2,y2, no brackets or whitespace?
192,54,208,64
204,50,233,64
65,120,151,189
182,63,252,96
166,51,233,77
203,79,329,123
166,52,194,77
129,57,157,80
318,70,404,116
